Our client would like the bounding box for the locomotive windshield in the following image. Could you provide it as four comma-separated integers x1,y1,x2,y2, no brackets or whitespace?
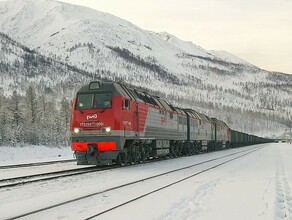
76,93,112,110
76,94,93,110
93,93,112,109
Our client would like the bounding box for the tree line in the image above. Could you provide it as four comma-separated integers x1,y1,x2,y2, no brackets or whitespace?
0,86,70,147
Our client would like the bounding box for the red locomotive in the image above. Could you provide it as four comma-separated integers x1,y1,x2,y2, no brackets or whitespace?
70,81,268,165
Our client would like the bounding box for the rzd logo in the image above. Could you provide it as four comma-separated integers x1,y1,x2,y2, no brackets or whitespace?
87,114,97,120
161,117,167,124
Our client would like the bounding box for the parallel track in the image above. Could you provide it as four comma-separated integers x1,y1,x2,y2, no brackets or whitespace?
86,146,264,219
0,166,117,189
0,159,76,170
7,146,264,220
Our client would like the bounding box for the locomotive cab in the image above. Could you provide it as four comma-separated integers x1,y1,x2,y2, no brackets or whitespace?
70,81,132,165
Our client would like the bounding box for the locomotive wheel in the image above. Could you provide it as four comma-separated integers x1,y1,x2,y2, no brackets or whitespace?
177,145,182,157
139,146,146,163
117,153,127,166
129,145,139,164
144,146,150,160
136,145,142,163
173,146,179,158
129,155,136,165
186,147,191,156
169,145,175,158
191,148,196,155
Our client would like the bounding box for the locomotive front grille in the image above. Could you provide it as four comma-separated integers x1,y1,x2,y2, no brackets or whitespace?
71,130,118,137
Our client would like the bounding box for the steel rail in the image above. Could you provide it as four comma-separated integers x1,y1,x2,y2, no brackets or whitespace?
0,166,117,189
0,159,76,170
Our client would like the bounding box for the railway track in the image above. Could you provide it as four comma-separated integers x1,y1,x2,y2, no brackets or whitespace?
0,159,76,170
0,157,164,189
85,146,264,219
6,146,265,220
0,165,117,189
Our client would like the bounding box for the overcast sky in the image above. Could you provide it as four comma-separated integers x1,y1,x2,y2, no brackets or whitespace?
55,0,292,74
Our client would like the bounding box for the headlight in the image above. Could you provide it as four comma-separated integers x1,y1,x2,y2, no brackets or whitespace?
101,127,111,133
73,128,81,134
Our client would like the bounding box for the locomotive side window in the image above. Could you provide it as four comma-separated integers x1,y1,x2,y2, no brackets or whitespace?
94,93,112,109
123,99,130,110
76,94,93,110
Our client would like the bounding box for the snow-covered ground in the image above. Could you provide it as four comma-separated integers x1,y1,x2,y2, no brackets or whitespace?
1,143,292,220
0,145,73,165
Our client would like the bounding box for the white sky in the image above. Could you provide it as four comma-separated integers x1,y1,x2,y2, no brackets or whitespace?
56,0,292,74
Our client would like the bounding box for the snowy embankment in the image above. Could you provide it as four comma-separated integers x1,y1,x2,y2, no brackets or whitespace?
0,143,292,220
0,145,73,165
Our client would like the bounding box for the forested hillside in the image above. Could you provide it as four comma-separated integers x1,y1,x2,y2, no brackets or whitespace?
0,0,291,147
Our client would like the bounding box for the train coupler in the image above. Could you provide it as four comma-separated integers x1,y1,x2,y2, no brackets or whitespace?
86,144,99,165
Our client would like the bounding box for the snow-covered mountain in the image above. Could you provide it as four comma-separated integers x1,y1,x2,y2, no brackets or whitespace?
0,32,94,98
209,50,254,67
0,0,291,137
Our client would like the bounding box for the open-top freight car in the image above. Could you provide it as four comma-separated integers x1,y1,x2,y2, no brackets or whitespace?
230,130,270,148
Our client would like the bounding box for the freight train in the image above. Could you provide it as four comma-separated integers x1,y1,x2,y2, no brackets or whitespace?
70,81,270,165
